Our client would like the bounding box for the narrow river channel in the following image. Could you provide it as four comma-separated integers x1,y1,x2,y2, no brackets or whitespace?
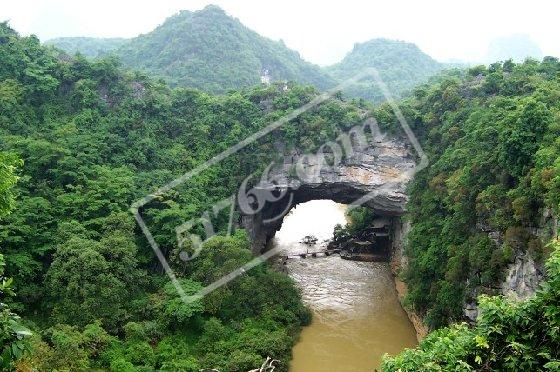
272,200,418,371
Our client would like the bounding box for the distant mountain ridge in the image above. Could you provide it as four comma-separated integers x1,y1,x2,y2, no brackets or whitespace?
45,6,448,101
45,37,127,58
117,5,336,92
485,34,544,63
325,38,445,102
46,5,334,94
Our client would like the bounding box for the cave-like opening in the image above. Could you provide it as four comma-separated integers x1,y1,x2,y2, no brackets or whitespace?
268,200,417,371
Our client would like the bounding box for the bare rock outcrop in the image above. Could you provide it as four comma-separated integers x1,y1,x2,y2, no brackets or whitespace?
241,134,416,254
502,253,542,301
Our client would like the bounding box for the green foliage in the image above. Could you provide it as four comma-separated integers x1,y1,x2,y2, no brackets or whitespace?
0,253,31,370
20,322,112,370
326,38,446,103
50,6,334,94
1,22,362,370
331,206,376,245
0,152,21,217
382,240,560,371
374,58,560,328
45,37,127,58
383,323,478,371
160,279,204,327
44,213,146,331
0,137,28,369
345,206,376,234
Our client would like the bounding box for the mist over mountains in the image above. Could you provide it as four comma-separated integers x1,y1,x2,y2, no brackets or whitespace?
49,6,334,93
44,5,446,101
484,34,544,63
45,5,547,102
44,37,127,58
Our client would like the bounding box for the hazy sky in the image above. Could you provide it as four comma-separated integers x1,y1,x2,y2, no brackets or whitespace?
1,0,558,65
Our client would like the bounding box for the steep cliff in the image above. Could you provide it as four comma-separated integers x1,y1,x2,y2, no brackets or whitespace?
241,124,416,254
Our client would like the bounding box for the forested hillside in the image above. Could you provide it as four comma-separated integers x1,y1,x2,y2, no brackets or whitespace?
45,10,449,105
45,37,127,58
85,5,333,93
326,38,445,103
3,8,560,369
0,23,365,370
485,34,544,63
375,58,560,368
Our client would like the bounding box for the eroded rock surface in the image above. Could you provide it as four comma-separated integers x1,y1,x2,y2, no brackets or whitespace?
502,253,543,301
241,133,416,254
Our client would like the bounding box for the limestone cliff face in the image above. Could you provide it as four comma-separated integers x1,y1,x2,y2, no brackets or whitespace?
499,209,557,301
389,219,429,341
502,253,542,300
241,134,416,254
464,252,544,323
464,209,558,322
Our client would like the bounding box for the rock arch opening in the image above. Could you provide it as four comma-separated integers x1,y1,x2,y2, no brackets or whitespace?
239,134,415,255
268,199,418,370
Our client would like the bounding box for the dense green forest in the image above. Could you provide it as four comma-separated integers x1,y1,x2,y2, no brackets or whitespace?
374,59,560,368
326,39,445,103
48,5,334,94
0,23,366,370
2,8,560,370
383,239,560,370
46,7,450,103
45,37,127,58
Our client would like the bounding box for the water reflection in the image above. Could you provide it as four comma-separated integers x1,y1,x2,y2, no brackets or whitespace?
272,200,417,371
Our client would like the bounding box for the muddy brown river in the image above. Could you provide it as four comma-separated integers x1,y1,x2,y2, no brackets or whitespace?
272,200,418,371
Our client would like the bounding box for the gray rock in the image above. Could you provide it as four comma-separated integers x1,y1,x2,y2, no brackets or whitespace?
464,302,478,322
241,131,416,254
502,253,542,301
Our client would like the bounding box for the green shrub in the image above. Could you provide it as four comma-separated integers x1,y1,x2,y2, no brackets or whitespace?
382,239,560,371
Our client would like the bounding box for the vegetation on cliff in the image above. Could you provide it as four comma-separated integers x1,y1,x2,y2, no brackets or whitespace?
0,22,365,370
374,57,560,329
382,239,560,370
370,55,560,371
326,39,445,103
46,5,334,94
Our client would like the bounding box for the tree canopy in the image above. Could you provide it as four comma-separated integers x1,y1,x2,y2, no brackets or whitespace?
48,6,335,94
373,58,560,330
0,22,363,370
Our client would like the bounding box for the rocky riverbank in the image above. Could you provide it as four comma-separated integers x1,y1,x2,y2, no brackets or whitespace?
389,219,429,341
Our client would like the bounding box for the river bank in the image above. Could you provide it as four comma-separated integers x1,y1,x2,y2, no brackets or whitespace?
389,218,429,341
272,200,418,371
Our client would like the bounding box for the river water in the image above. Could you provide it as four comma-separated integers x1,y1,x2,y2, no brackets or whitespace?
272,200,418,371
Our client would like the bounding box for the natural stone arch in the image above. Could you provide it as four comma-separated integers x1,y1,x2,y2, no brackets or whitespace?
240,135,416,254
